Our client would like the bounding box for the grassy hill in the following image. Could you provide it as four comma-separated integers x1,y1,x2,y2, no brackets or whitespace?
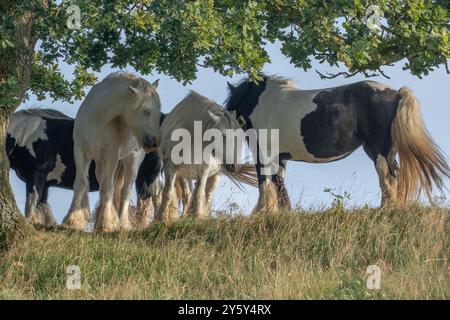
0,206,448,299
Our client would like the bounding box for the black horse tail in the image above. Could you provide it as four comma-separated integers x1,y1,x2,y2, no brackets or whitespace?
391,87,450,204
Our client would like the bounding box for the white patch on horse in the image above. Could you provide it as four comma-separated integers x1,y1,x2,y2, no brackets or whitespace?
249,79,350,163
47,153,66,183
7,112,48,157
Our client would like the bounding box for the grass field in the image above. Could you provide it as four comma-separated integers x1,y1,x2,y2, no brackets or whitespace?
0,206,448,299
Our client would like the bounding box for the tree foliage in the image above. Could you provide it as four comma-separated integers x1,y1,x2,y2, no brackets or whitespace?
1,0,449,103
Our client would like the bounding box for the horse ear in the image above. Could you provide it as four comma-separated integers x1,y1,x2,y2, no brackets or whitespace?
227,81,236,92
207,110,221,124
129,85,140,95
152,79,160,88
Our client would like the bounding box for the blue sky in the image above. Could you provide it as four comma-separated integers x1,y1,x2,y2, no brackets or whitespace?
11,42,450,222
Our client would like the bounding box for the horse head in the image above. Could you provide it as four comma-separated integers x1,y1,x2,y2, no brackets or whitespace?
127,79,161,153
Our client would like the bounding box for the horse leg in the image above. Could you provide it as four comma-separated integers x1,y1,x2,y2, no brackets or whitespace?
154,163,179,222
375,155,399,206
81,189,90,223
135,168,151,228
94,153,120,232
118,151,143,230
37,184,56,226
135,176,163,226
27,173,52,225
113,160,124,210
204,174,220,217
151,177,163,215
64,149,91,230
252,162,278,214
253,177,278,214
24,179,40,224
136,194,153,228
271,159,291,211
189,170,209,219
137,177,164,224
364,145,398,207
178,177,191,215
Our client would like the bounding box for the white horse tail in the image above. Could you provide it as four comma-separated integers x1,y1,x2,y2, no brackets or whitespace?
391,87,450,204
224,164,258,190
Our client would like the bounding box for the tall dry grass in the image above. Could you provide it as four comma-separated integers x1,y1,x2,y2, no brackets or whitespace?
0,206,448,299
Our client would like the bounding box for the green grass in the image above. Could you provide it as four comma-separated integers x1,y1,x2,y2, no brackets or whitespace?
0,206,448,299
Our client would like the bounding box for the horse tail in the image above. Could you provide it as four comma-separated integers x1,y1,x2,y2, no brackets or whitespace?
391,87,450,204
224,164,258,190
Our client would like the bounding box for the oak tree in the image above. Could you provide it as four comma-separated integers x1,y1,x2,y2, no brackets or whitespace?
1,0,448,249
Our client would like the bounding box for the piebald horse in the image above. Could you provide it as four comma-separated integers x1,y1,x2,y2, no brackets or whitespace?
225,75,449,212
156,91,256,221
64,72,161,232
6,109,97,225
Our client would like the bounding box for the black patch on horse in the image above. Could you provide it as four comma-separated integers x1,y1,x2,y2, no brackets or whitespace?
135,151,162,201
301,81,401,164
42,117,98,190
7,113,99,209
225,76,267,129
135,111,166,200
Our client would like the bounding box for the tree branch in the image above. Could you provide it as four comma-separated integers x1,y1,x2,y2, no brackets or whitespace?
315,70,359,79
315,68,390,80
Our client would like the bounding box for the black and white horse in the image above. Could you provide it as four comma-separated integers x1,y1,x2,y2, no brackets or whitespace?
7,109,163,227
225,75,450,212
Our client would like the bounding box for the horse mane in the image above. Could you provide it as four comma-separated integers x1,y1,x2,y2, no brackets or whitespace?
187,90,224,114
17,108,73,121
104,71,158,96
185,91,236,130
268,75,295,87
103,71,160,112
225,74,294,111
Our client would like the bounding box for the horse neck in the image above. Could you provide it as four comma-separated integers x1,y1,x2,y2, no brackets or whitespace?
89,100,136,129
82,80,142,128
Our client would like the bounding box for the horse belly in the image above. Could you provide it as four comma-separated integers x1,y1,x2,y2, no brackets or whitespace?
251,91,359,163
297,97,362,162
176,164,220,180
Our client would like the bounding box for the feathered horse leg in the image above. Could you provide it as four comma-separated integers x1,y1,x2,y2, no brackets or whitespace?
94,152,120,232
155,163,180,222
63,147,91,231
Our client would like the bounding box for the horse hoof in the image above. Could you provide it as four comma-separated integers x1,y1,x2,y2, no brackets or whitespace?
61,220,86,231
120,221,133,231
94,223,118,233
63,208,89,231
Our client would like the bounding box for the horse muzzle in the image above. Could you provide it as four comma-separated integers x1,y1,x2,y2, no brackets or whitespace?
143,136,159,153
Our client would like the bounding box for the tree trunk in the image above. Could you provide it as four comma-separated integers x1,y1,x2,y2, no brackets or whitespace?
0,113,28,250
0,5,38,251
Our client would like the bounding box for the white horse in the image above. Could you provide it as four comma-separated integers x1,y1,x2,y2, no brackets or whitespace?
155,91,256,221
63,72,161,232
